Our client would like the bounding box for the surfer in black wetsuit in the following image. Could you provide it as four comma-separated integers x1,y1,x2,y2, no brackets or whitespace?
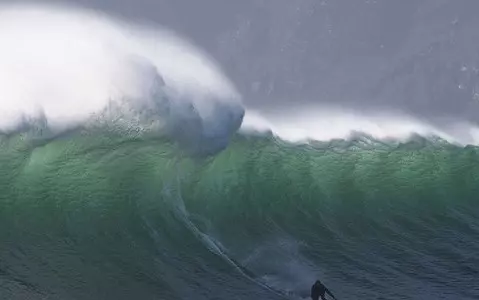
311,280,336,300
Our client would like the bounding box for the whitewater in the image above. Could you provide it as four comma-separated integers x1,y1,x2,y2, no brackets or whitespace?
0,4,478,300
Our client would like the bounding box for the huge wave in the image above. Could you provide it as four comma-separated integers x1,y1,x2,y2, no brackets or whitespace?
1,4,478,300
1,132,478,300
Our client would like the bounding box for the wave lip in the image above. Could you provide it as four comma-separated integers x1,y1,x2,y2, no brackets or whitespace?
0,4,244,154
241,107,479,146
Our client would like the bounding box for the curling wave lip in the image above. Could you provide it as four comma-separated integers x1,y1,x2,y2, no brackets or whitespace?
0,4,244,155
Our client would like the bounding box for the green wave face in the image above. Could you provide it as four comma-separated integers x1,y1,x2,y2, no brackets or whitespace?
1,132,478,300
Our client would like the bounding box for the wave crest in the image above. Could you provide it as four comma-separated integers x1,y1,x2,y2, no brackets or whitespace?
0,4,244,154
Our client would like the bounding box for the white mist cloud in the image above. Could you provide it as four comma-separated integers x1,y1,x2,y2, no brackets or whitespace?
0,4,244,152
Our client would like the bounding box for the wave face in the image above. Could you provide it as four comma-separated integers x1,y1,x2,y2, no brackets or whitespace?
1,131,478,300
1,4,479,300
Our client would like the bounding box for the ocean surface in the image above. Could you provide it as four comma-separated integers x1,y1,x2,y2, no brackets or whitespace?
1,131,478,300
1,4,479,300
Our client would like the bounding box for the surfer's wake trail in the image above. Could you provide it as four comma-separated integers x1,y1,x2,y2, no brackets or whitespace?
0,4,478,300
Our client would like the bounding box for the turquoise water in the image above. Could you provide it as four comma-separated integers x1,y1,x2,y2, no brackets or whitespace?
1,130,478,299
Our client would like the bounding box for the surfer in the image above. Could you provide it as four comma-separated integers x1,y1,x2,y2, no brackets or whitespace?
311,280,336,300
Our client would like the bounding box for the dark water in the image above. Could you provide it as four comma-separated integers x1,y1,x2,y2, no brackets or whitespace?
1,131,478,300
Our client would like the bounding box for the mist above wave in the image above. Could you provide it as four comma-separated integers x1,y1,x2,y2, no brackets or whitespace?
0,4,244,154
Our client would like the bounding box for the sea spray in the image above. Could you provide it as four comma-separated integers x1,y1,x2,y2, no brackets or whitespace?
0,4,243,155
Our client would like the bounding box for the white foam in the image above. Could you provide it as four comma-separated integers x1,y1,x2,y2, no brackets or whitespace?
0,4,244,152
241,106,479,146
